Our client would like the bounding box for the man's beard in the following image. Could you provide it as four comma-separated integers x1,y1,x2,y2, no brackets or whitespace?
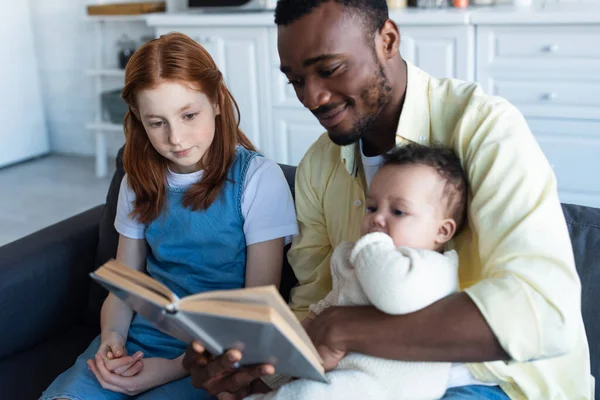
327,62,392,146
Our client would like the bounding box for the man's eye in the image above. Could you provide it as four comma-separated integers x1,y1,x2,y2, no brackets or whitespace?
319,65,339,78
287,78,304,88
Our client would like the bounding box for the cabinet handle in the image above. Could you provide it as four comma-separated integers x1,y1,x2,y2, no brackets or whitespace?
541,92,558,101
542,44,559,53
194,36,216,44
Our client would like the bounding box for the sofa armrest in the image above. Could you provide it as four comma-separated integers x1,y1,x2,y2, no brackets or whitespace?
0,205,104,359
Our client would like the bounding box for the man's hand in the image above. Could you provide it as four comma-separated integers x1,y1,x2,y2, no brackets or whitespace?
306,306,353,371
182,341,275,398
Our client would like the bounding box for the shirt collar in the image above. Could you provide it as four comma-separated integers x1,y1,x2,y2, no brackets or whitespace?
340,60,432,176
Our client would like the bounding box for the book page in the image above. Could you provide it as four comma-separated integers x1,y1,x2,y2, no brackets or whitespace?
102,259,178,303
181,286,322,364
92,267,172,308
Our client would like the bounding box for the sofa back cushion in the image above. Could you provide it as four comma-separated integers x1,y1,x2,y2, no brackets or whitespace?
561,203,600,389
86,149,125,326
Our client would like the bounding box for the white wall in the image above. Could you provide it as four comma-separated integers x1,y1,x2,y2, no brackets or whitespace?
30,0,96,155
30,0,151,157
0,2,49,167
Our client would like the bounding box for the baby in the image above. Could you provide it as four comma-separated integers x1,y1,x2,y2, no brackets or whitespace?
248,144,469,400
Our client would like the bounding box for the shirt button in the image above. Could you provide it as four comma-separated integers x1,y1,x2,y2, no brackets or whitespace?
419,135,426,141
354,199,362,207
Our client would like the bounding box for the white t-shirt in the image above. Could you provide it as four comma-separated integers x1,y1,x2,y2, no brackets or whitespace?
360,140,495,390
114,156,298,246
359,141,384,189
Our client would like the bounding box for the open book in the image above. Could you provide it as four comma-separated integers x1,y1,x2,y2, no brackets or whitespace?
90,260,327,383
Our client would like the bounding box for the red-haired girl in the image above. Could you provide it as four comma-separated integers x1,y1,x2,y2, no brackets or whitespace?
42,32,297,400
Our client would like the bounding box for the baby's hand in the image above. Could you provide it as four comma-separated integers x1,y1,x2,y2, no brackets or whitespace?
97,331,144,376
301,312,317,331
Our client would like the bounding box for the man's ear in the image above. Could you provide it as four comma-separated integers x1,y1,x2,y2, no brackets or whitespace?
436,218,457,246
378,19,400,60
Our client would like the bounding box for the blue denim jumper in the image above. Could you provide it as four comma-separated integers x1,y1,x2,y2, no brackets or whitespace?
41,147,258,400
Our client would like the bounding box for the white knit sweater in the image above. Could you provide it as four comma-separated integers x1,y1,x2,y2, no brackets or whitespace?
246,232,459,400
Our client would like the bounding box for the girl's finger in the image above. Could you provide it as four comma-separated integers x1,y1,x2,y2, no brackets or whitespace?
94,354,135,390
120,361,144,377
87,360,125,393
108,351,144,374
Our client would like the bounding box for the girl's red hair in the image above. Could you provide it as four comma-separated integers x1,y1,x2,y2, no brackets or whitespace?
121,32,255,224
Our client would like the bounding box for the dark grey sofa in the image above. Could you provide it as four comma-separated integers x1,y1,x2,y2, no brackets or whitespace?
0,150,598,400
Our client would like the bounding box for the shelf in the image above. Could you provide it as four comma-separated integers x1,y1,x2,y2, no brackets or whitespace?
85,69,126,77
86,122,124,132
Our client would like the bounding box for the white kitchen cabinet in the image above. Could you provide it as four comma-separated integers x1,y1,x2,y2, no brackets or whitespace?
526,118,600,208
476,25,600,81
153,26,274,157
148,9,600,208
398,26,474,81
271,109,324,166
476,23,600,207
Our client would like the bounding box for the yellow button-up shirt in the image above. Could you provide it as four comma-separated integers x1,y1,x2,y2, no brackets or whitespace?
287,61,594,399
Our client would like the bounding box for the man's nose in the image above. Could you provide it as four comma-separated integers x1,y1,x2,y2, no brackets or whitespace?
301,77,331,111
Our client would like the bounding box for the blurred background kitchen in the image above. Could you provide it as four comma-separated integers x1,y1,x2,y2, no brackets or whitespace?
1,0,599,245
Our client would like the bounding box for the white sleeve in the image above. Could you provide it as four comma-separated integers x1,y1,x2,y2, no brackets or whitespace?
309,242,357,314
241,157,298,246
114,175,147,240
350,232,459,315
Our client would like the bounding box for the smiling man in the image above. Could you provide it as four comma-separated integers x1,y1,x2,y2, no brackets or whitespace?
182,1,594,399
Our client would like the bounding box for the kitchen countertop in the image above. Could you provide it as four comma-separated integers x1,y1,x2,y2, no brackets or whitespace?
144,4,600,27
146,8,471,27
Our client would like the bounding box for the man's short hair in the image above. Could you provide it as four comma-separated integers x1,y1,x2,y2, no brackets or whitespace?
382,144,469,233
274,0,389,40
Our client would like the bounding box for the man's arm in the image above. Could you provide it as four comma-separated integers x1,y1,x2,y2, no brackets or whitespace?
309,294,507,365
309,100,580,365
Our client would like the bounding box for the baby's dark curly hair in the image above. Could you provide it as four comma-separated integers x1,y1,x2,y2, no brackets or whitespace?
383,144,469,233
275,0,389,41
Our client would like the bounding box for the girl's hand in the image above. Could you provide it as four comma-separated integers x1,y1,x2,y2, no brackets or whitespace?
97,331,144,376
88,354,187,396
98,331,127,360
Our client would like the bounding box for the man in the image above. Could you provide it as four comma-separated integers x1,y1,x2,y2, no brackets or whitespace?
183,1,594,399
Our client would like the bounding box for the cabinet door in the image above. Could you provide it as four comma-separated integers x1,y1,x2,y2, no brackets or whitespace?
526,117,600,208
154,27,272,155
272,109,324,166
398,26,474,81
